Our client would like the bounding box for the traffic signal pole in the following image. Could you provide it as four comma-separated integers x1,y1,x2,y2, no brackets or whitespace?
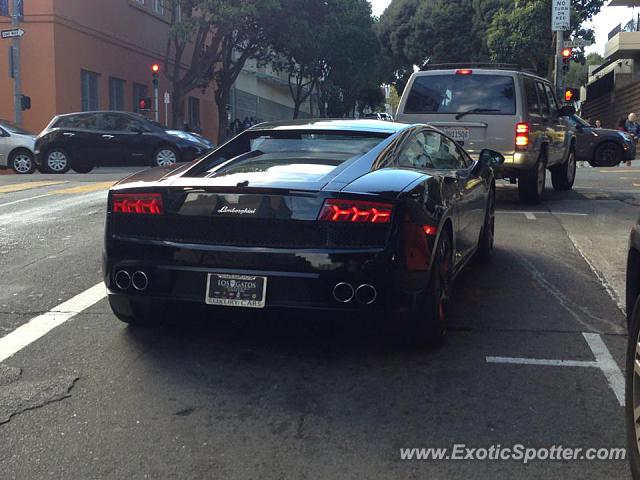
11,0,22,125
555,30,564,100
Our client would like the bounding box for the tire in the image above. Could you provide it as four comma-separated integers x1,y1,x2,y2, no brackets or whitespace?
71,163,94,174
43,149,71,174
518,153,547,204
9,149,35,174
550,147,576,191
476,187,495,262
397,229,453,348
153,146,179,167
626,296,640,479
594,142,623,167
108,296,162,327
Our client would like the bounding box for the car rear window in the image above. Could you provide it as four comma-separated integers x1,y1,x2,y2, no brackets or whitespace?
403,74,516,115
186,130,390,178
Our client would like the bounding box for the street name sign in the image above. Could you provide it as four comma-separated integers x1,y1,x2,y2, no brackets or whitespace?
564,39,593,48
1,28,24,40
552,0,570,31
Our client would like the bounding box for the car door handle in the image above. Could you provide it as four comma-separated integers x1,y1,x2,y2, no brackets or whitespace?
102,135,115,140
63,132,75,137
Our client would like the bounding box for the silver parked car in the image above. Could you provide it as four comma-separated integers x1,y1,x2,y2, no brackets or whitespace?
0,119,36,174
396,64,577,203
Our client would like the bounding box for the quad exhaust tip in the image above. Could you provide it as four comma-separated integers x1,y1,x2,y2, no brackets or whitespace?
333,282,355,303
115,270,131,290
132,271,149,291
355,284,377,305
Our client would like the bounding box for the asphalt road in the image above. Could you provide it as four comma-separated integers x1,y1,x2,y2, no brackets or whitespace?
0,165,636,479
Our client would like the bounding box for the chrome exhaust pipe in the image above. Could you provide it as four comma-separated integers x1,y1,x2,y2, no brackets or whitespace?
356,284,377,305
115,270,131,290
333,282,354,303
132,271,149,291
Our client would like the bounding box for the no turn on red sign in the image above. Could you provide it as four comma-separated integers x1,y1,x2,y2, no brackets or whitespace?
552,0,570,31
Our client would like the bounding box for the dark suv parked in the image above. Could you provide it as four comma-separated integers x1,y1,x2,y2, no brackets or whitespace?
34,111,213,173
565,115,636,167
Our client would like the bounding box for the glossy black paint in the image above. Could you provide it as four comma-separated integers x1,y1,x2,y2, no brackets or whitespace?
103,119,497,316
34,111,212,170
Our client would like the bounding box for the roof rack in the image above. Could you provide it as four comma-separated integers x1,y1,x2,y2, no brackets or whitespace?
420,62,524,72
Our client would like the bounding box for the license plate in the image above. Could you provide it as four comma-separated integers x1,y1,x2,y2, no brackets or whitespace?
444,127,470,141
205,273,267,308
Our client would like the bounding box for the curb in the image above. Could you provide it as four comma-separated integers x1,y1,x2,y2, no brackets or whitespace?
0,169,16,176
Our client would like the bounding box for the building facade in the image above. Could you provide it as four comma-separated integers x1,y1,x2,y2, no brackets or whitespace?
0,0,312,142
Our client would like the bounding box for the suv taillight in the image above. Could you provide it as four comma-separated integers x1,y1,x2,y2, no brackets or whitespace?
515,122,530,150
112,193,163,215
318,199,393,224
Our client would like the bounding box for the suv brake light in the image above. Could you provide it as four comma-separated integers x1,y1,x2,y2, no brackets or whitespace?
515,122,530,150
112,193,163,215
318,199,393,224
456,69,473,75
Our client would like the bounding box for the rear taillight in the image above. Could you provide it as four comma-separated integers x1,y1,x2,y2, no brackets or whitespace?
515,122,530,150
112,193,163,215
318,199,393,224
456,69,473,75
404,223,438,271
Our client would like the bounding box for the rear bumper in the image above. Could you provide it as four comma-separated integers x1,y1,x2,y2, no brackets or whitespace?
492,151,537,178
103,240,429,314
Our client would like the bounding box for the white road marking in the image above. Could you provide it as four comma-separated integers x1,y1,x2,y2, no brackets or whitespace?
0,193,52,208
486,357,597,368
565,232,626,316
486,332,625,407
583,333,626,407
496,210,588,217
0,283,106,363
524,212,536,220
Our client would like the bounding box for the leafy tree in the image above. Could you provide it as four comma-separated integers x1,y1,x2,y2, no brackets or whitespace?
487,0,606,77
565,52,603,87
164,0,282,141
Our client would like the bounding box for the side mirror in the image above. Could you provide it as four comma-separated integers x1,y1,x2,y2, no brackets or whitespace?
479,149,505,168
559,105,576,117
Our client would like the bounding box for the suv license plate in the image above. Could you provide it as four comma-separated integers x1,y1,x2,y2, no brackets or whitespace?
206,273,267,309
444,127,470,141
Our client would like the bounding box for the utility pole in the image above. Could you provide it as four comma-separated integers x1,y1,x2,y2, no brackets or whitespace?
11,0,21,124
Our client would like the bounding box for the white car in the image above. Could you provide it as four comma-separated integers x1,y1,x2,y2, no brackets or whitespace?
0,119,36,174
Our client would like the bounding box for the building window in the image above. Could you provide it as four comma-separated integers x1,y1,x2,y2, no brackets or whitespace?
188,96,200,131
81,70,100,111
133,83,148,113
109,77,126,111
152,0,163,14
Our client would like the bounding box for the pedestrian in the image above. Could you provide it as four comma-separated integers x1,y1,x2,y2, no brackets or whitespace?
242,117,252,131
625,113,640,166
595,119,602,129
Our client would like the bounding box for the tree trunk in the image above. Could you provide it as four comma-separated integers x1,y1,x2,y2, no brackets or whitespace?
215,88,231,144
171,84,186,129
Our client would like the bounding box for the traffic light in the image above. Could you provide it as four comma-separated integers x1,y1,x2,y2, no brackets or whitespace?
564,88,579,102
151,63,160,88
20,95,31,111
139,97,152,111
561,47,572,74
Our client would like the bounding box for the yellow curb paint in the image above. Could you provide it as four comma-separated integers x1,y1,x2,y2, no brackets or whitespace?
0,181,67,194
49,182,115,195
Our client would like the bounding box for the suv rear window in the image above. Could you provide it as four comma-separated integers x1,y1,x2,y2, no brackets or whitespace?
404,74,516,115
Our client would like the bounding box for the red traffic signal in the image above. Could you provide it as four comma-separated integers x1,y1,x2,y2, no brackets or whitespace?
139,97,152,111
561,48,573,59
564,88,579,102
151,63,160,74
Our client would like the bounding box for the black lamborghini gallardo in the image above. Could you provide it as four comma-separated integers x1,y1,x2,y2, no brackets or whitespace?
103,119,503,346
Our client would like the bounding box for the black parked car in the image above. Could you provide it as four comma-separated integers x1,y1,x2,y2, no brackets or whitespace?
627,223,640,478
34,111,213,173
103,119,503,346
566,115,636,167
